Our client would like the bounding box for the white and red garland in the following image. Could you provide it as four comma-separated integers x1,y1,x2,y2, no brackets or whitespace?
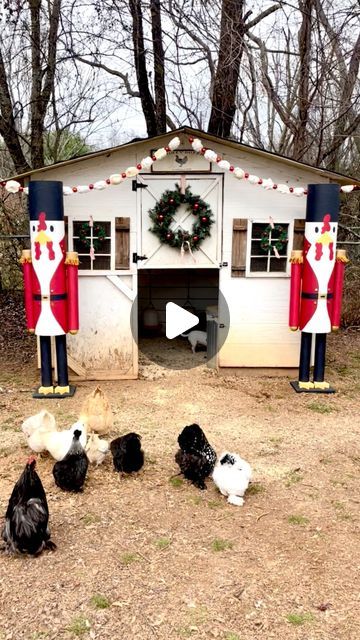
1,135,358,197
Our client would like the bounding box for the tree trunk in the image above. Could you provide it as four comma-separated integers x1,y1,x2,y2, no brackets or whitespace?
29,0,61,169
0,49,31,174
150,0,166,133
292,0,313,160
208,0,246,138
129,0,158,137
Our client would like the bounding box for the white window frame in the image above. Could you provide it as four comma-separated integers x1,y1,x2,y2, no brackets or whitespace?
68,214,134,277
245,219,294,278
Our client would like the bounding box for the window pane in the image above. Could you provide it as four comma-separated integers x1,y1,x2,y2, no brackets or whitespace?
73,238,89,253
78,255,91,270
250,257,268,272
251,239,267,255
93,238,111,253
252,222,268,238
93,256,111,270
270,240,288,257
269,258,287,272
93,221,111,236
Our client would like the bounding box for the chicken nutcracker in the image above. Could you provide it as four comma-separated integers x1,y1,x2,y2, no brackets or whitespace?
289,183,348,393
20,181,79,398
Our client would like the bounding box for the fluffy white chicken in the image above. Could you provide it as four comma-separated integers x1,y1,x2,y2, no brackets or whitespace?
212,452,252,506
22,410,57,453
85,433,109,466
43,421,87,462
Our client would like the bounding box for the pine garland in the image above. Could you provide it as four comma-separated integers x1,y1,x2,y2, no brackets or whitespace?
149,184,214,250
260,224,288,253
78,222,107,252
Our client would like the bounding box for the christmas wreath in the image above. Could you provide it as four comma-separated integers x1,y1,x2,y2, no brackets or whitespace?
78,222,107,251
149,184,214,250
260,224,288,254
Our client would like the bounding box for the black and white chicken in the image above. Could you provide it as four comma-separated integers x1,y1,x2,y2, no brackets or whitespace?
1,457,56,556
110,432,144,474
175,423,217,490
52,429,89,492
212,452,252,506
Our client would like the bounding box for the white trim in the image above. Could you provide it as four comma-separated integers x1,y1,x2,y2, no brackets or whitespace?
246,219,293,278
106,275,136,301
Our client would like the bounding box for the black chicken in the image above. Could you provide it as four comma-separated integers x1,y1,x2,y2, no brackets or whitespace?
110,432,144,473
1,457,56,556
53,429,89,492
175,423,217,490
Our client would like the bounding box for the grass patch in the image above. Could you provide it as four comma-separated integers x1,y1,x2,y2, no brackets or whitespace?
288,514,309,526
119,552,140,565
225,634,241,640
246,482,265,496
285,470,303,487
80,513,101,526
269,436,283,445
286,612,314,625
169,476,183,488
90,594,110,609
188,495,203,506
155,537,171,550
307,402,334,414
211,538,233,552
66,616,90,637
208,499,224,509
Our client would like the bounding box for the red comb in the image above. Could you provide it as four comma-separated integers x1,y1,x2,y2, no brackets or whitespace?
27,455,36,466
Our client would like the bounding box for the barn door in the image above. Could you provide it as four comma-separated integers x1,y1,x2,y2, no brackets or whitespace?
65,214,138,380
138,174,223,268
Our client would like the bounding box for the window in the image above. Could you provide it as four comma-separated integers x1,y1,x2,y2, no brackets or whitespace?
71,218,130,272
248,221,291,276
73,220,111,270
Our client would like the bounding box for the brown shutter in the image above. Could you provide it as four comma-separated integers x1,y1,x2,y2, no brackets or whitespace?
115,217,130,269
231,218,248,277
293,218,305,250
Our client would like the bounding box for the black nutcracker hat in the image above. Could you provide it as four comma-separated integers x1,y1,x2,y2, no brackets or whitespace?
305,183,340,223
29,181,64,221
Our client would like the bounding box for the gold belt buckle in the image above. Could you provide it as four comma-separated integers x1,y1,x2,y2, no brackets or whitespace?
319,293,327,299
42,295,50,301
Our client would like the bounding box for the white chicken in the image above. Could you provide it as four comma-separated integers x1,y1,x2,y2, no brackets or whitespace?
43,421,87,462
85,433,109,466
22,410,57,453
212,452,252,506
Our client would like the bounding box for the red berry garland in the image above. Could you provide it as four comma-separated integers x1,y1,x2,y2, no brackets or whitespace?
149,184,214,250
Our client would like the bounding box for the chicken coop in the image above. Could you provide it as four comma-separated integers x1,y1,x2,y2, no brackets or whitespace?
10,127,355,380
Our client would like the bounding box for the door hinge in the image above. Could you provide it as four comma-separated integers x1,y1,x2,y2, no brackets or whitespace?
133,252,148,264
220,262,228,268
132,180,148,191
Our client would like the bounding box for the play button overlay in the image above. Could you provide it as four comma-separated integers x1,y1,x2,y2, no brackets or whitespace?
166,302,199,339
131,286,230,372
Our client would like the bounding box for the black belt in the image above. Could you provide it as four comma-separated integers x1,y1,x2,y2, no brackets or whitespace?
301,292,333,300
33,293,67,301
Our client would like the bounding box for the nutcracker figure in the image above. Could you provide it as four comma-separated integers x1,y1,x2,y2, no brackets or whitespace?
20,181,79,398
289,183,348,393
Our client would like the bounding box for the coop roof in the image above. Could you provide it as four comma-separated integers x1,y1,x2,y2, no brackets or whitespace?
7,126,359,185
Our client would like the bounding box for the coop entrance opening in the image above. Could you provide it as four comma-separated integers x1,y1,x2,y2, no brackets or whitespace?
138,268,219,370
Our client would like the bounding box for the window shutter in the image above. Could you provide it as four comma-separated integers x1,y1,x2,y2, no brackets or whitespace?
293,218,305,250
231,219,248,277
115,217,130,269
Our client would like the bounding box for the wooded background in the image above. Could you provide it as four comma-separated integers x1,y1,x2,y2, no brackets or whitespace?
0,0,359,322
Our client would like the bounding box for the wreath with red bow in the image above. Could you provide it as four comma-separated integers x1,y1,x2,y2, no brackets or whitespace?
149,184,214,250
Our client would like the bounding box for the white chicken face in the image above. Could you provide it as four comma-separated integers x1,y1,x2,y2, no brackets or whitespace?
305,220,338,249
30,218,65,259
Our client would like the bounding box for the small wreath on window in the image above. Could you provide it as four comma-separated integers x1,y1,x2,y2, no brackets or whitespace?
149,183,214,250
78,222,107,252
260,224,288,254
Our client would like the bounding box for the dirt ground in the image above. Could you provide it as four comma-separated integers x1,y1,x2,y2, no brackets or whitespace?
0,327,359,640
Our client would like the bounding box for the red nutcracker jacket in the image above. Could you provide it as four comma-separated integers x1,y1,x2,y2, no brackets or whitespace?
289,240,348,332
20,242,79,336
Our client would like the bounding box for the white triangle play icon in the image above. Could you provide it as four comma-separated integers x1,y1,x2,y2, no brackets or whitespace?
166,302,199,340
